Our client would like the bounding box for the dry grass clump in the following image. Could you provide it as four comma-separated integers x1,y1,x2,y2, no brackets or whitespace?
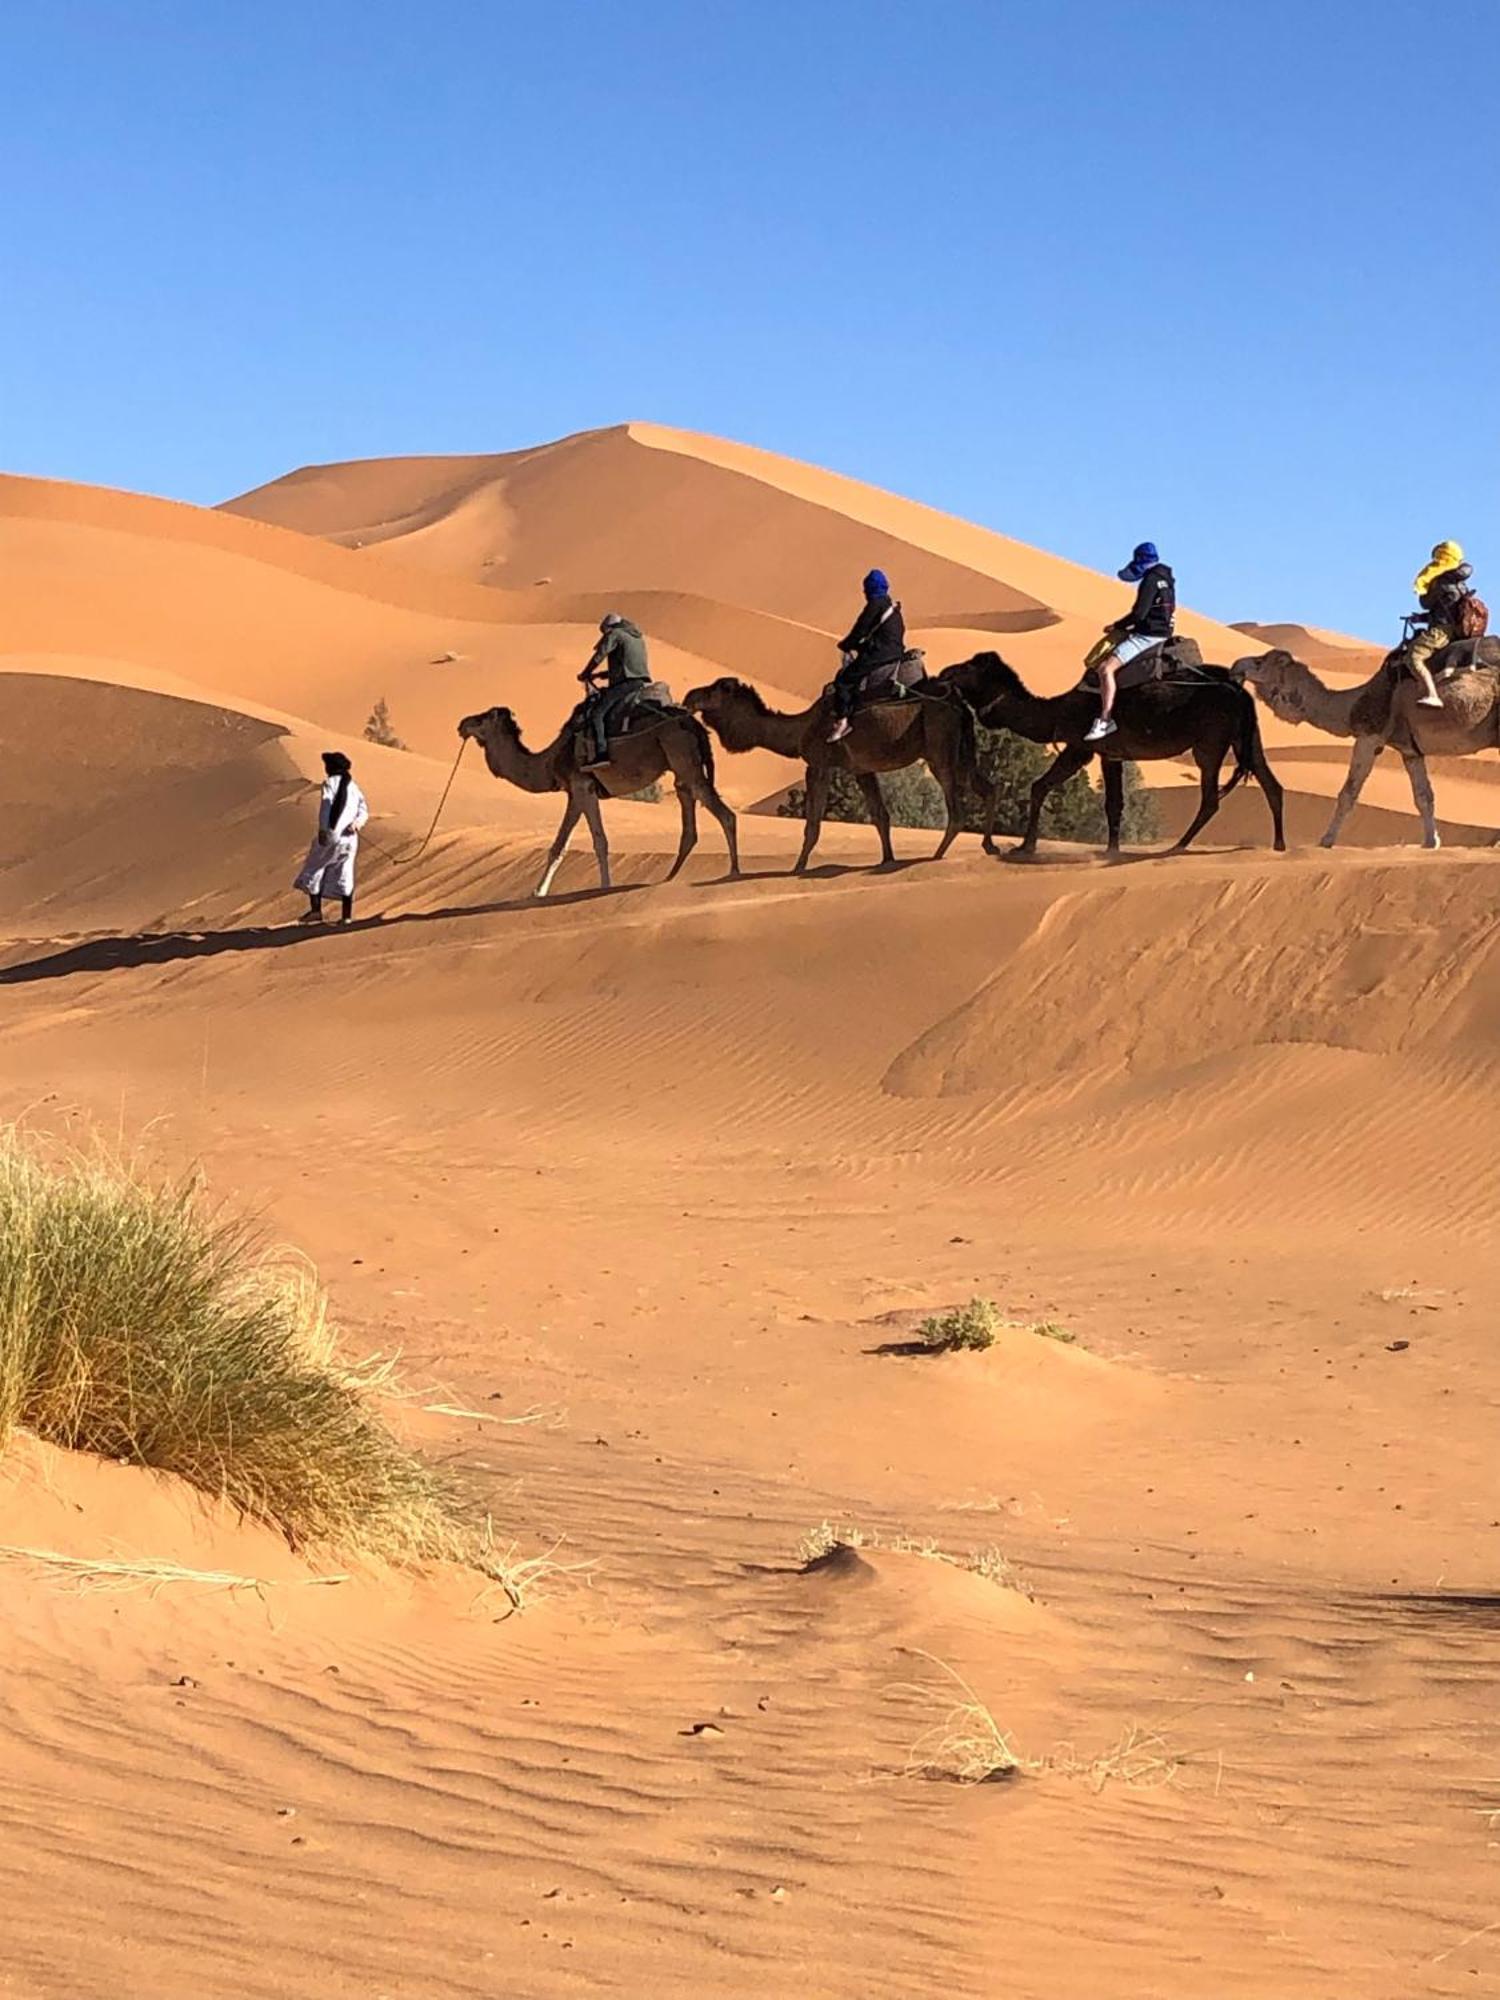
899,1653,1186,1791
797,1521,1018,1590
0,1129,488,1575
917,1297,1001,1351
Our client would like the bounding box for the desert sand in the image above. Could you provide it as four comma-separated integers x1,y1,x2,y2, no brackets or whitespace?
3,429,1499,1999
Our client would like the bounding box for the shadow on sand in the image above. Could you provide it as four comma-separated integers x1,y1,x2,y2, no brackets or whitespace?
0,881,648,988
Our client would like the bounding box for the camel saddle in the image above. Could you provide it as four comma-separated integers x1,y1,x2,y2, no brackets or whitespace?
1081,636,1216,695
571,680,680,763
839,649,932,711
1424,637,1500,682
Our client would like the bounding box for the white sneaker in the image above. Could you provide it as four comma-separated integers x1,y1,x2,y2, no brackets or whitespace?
1084,717,1117,742
828,717,852,742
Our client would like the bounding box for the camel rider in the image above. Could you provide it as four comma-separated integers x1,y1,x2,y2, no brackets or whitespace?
1085,542,1176,743
1405,542,1474,708
579,612,652,768
829,569,906,742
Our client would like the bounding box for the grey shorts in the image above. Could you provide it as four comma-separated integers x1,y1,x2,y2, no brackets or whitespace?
1111,632,1167,666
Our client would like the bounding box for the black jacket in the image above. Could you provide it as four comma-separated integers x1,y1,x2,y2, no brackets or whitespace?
1419,563,1474,628
1120,563,1175,638
838,593,907,669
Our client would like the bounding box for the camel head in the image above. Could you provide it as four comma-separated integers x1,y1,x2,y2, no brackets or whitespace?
936,650,1027,718
1232,650,1308,724
682,677,773,751
683,677,759,720
458,705,521,747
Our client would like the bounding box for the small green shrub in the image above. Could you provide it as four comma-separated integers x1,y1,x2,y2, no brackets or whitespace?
363,698,407,749
1030,1320,1076,1345
775,724,1160,845
917,1297,1001,1352
0,1130,480,1569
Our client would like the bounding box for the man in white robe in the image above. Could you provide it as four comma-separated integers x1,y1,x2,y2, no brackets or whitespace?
295,750,369,924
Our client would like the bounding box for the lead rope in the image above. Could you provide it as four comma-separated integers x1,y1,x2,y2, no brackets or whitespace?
356,737,470,867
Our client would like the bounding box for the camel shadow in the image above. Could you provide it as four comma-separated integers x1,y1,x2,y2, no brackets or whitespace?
0,880,651,988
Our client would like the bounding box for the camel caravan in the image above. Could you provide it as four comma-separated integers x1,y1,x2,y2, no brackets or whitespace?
426,540,1491,903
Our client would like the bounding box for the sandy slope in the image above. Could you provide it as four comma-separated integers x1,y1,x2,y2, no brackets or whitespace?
5,693,1500,1994
4,433,1500,1998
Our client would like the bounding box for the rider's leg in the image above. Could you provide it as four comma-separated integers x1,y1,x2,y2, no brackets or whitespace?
1407,627,1448,708
1085,655,1119,741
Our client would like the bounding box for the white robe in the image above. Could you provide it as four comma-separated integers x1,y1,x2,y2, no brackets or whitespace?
295,777,368,898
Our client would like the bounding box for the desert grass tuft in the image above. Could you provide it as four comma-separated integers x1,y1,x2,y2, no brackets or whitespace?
0,1128,507,1580
917,1297,1001,1352
916,1300,1078,1353
797,1521,1019,1591
897,1651,1189,1791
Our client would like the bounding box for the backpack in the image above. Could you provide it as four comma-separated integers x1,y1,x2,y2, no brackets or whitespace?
1453,590,1490,640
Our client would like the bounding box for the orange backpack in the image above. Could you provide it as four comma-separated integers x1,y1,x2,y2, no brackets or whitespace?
1452,590,1490,640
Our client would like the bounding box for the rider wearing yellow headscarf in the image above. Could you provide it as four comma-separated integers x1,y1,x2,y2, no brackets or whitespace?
1405,541,1471,707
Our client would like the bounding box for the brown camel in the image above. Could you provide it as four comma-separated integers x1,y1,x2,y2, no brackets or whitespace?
937,651,1285,856
457,702,739,896
1234,641,1500,849
681,679,977,871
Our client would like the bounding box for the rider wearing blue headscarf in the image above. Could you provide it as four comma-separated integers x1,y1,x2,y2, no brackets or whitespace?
1085,543,1177,742
829,569,906,741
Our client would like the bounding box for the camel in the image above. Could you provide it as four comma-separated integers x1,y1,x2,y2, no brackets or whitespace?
457,701,739,896
937,651,1286,856
1234,641,1500,849
681,678,977,871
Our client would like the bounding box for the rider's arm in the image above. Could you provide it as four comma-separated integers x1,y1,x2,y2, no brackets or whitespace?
838,600,881,654
1120,571,1160,633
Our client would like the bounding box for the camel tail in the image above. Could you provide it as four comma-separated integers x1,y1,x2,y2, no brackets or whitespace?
1222,684,1264,797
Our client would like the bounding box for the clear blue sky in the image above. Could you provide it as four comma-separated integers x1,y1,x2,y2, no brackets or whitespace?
2,0,1495,636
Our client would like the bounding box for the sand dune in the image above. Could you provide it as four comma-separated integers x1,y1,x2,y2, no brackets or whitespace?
5,427,1500,1999
224,423,1493,836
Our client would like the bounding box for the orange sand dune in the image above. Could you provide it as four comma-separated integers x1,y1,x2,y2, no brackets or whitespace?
0,472,800,806
223,421,1263,663
5,433,1500,2000
6,786,1500,1995
223,424,1498,836
1232,618,1387,678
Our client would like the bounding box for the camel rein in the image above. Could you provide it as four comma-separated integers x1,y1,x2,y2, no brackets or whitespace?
329,737,470,867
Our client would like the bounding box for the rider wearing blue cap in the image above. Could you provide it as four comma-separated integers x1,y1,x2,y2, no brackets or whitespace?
829,569,906,742
1085,543,1177,742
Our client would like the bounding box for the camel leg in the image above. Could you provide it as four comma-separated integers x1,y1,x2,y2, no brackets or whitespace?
665,783,699,881
1320,737,1381,849
1102,759,1124,856
580,788,612,890
1251,743,1288,851
931,744,967,860
1172,748,1227,853
982,781,1003,856
794,766,829,873
1402,752,1441,849
693,774,740,877
855,771,895,866
1017,744,1092,855
535,793,584,898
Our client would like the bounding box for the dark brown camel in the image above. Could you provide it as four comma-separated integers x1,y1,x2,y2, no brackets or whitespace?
937,652,1286,856
681,679,977,872
457,703,739,896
